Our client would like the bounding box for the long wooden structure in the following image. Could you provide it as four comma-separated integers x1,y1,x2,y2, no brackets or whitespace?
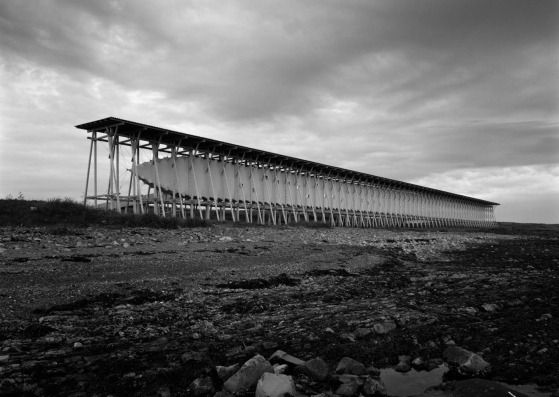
76,117,499,228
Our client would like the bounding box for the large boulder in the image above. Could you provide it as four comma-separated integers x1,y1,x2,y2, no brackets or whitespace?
443,346,490,375
223,355,274,394
255,373,296,397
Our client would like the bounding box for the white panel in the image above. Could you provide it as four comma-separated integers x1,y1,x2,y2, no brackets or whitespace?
135,155,495,227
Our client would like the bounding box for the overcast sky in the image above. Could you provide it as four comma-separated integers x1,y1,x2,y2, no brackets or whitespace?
1,0,558,223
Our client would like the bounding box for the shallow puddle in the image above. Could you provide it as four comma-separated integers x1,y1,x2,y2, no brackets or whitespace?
497,382,552,397
380,365,449,396
380,366,552,397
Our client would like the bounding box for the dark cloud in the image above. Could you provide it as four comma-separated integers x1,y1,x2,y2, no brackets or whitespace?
3,0,556,120
0,0,557,221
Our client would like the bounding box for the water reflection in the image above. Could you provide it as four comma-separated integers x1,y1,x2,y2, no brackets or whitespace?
380,365,448,396
380,365,551,397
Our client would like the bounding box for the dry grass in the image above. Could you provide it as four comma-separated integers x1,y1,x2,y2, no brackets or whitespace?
0,198,209,229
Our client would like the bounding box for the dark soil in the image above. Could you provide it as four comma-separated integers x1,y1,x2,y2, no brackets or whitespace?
0,222,557,396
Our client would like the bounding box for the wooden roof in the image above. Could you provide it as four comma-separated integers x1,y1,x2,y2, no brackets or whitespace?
76,117,499,206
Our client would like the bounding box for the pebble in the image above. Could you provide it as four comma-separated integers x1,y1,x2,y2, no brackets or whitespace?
373,322,396,335
189,377,215,396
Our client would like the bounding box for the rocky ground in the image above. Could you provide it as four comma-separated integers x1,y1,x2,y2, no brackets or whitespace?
0,222,557,396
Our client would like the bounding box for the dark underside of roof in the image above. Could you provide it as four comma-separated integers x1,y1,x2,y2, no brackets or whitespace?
75,117,499,206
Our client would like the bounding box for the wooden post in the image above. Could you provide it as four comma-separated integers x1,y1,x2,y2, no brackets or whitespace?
93,131,98,208
152,142,166,217
115,133,121,212
84,131,94,206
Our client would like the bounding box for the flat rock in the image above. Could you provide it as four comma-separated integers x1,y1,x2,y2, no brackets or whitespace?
255,373,296,397
297,357,329,381
223,354,274,394
443,346,490,375
269,350,305,367
335,357,368,375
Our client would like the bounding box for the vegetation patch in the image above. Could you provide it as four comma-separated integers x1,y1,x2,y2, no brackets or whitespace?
0,197,210,229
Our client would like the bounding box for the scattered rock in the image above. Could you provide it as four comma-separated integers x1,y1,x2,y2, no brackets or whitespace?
411,357,424,368
481,303,498,312
536,313,553,322
460,307,477,315
0,224,557,396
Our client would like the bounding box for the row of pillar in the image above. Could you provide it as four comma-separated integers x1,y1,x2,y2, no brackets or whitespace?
83,127,498,228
